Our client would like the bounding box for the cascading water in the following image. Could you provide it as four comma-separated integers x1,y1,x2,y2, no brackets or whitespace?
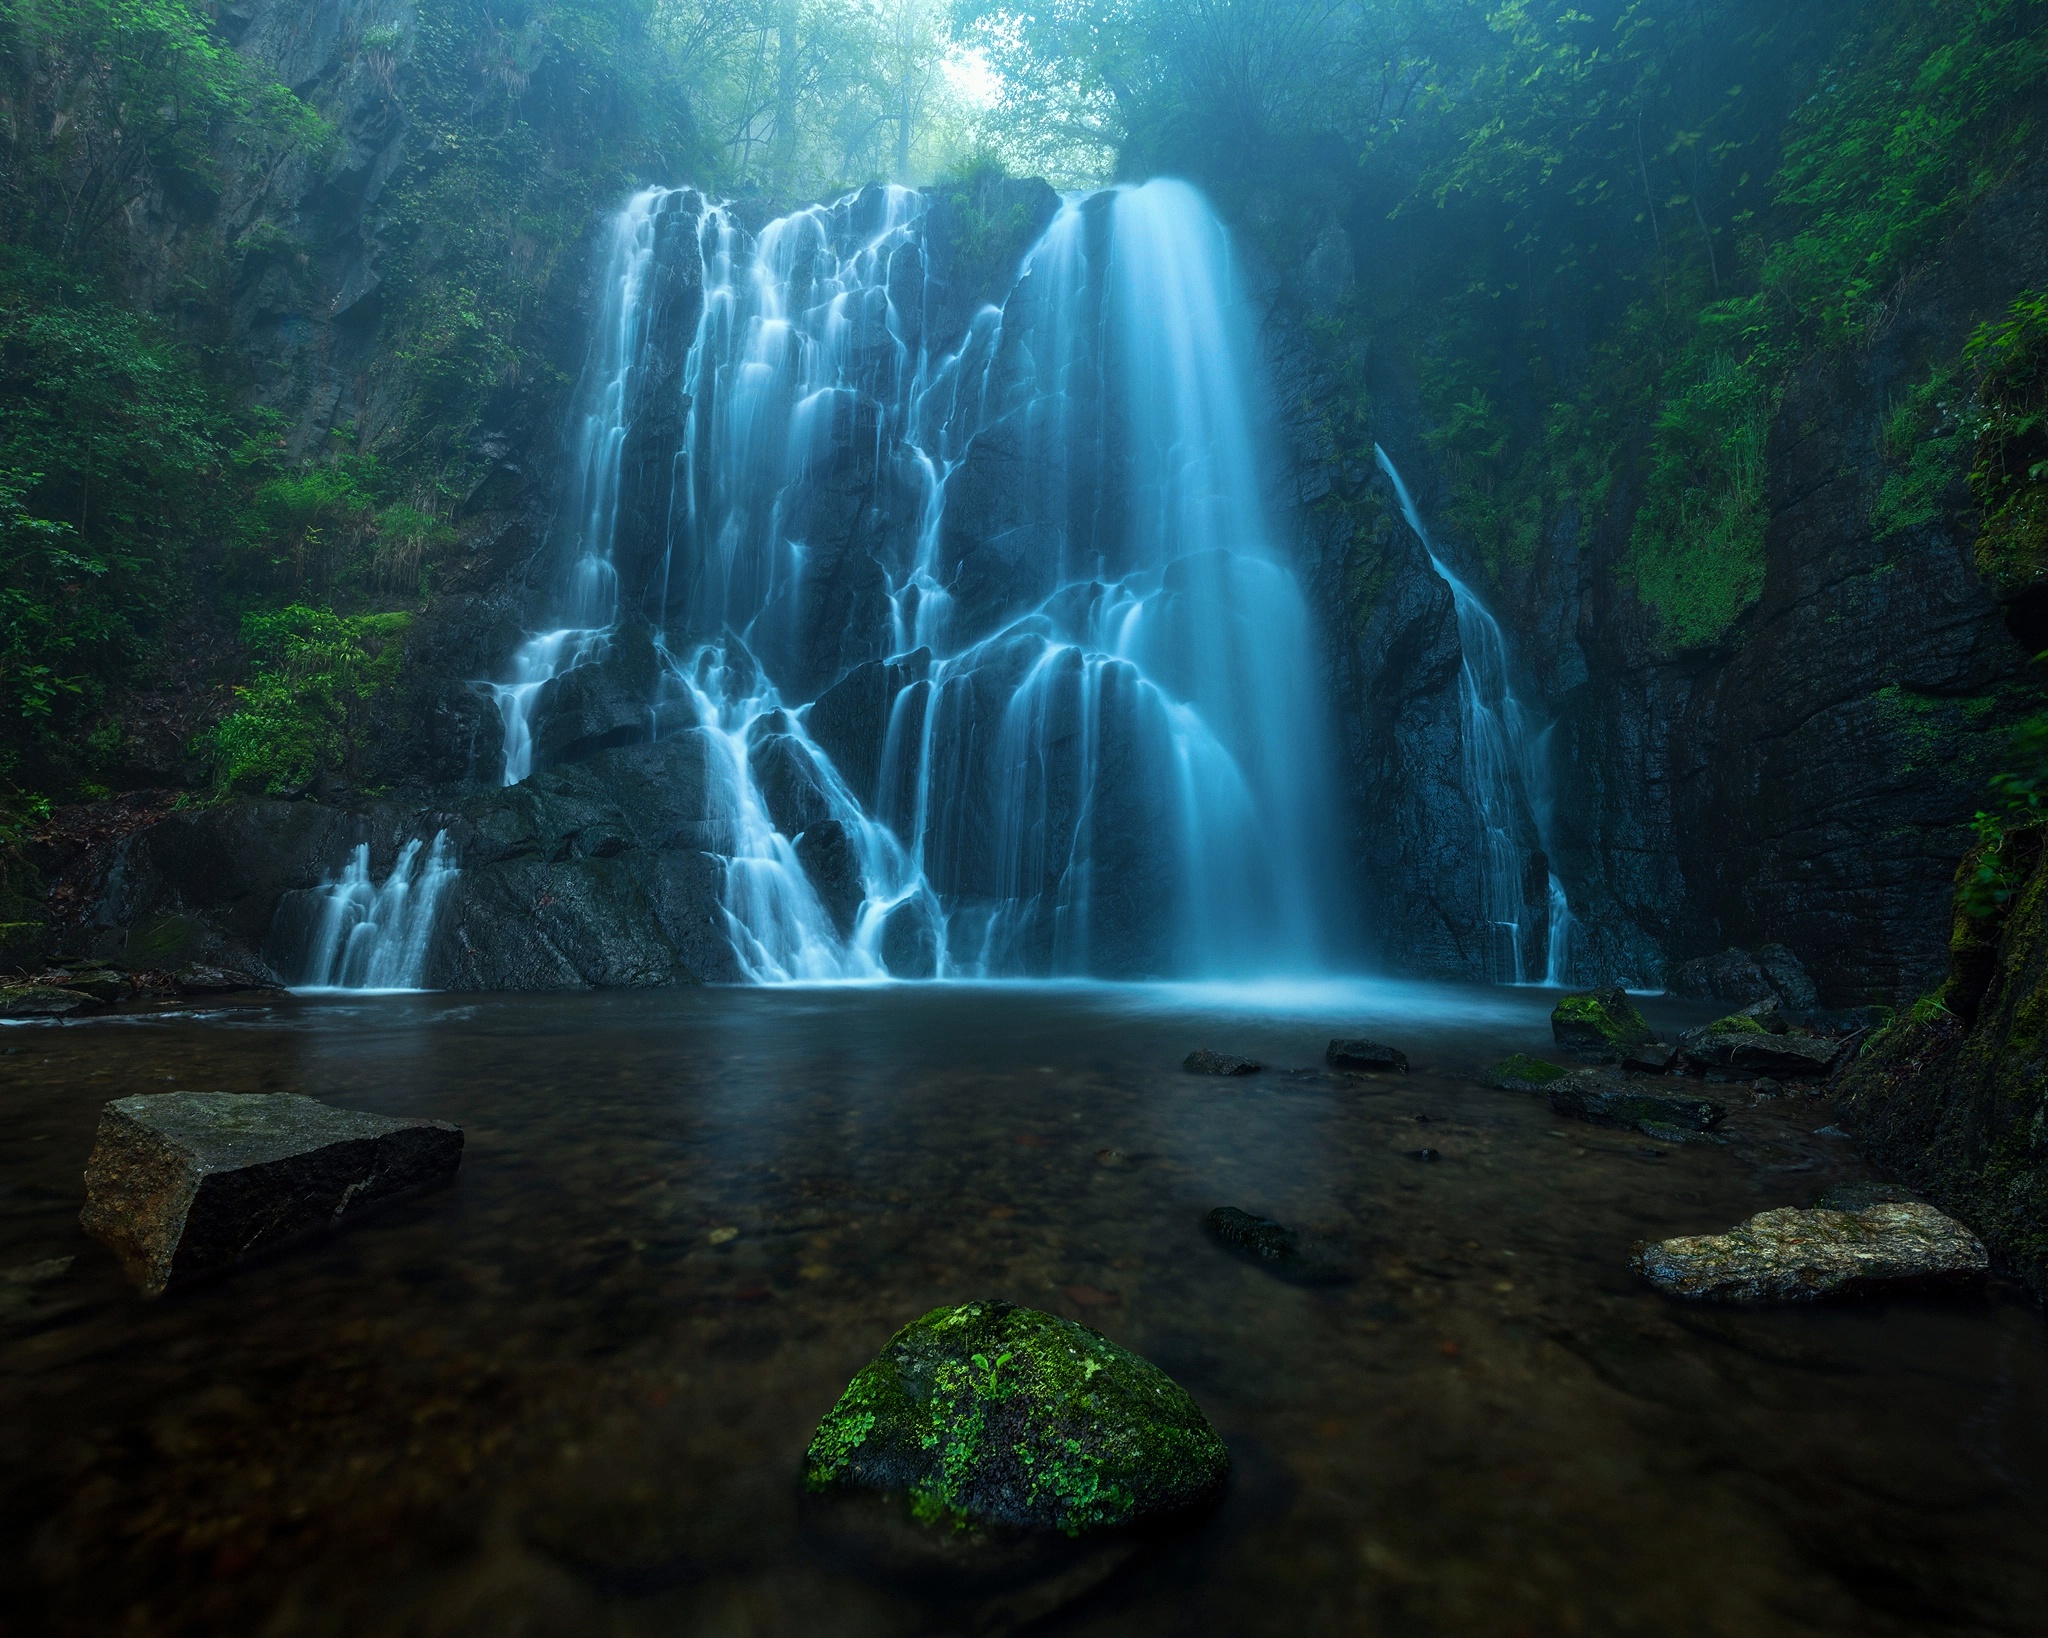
495,178,1343,981
300,832,458,990
1375,447,1576,985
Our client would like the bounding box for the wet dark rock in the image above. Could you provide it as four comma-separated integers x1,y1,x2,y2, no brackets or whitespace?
1676,1026,1845,1078
1818,1180,1923,1210
879,897,940,979
1480,1054,1566,1091
1550,987,1655,1054
0,984,99,1017
1754,945,1820,1011
802,1299,1226,1534
1325,1038,1408,1073
1669,946,1819,1011
1621,1040,1678,1074
33,966,130,1003
1751,1077,1786,1099
1547,1070,1725,1134
1407,1148,1441,1163
795,820,865,938
1183,1049,1261,1076
1630,1202,1988,1301
1202,1206,1351,1284
174,963,281,995
80,1091,463,1297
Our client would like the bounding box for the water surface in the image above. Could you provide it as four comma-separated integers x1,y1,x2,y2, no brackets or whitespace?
2,982,2043,1635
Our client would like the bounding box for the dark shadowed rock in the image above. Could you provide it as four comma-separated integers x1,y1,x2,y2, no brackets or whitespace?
1184,1048,1261,1076
80,1092,463,1296
1325,1038,1408,1072
1630,1202,1987,1301
1621,1041,1678,1074
1547,1070,1724,1133
802,1299,1226,1534
1670,948,1777,1005
1676,1025,1845,1077
1754,944,1819,1011
795,820,866,937
1203,1206,1351,1284
1551,987,1655,1054
0,984,98,1017
880,897,940,978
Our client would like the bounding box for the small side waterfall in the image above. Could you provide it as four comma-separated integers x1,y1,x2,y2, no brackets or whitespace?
493,179,1344,981
300,832,458,991
1376,448,1575,985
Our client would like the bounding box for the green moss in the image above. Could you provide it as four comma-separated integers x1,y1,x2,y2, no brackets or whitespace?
1705,1012,1770,1035
1872,358,1970,539
1481,1053,1566,1089
1967,290,2048,597
804,1300,1227,1537
1551,987,1655,1051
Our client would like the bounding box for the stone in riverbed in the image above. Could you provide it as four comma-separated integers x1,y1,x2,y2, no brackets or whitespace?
1630,1201,1987,1301
1676,1025,1846,1078
0,984,98,1017
1622,1040,1678,1074
1203,1206,1351,1284
1550,987,1655,1054
1325,1038,1408,1072
80,1091,463,1296
803,1299,1227,1535
1547,1070,1724,1133
1480,1053,1565,1091
1183,1048,1260,1076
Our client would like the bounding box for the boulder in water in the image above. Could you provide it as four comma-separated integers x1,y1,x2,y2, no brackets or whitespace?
1550,987,1655,1054
80,1092,463,1296
1183,1048,1260,1076
795,820,865,938
1631,1201,1987,1301
880,897,940,978
0,984,99,1017
1621,1040,1678,1074
802,1299,1227,1535
1480,1053,1565,1091
1676,1025,1846,1077
1325,1038,1408,1072
1547,1070,1724,1133
1203,1206,1351,1284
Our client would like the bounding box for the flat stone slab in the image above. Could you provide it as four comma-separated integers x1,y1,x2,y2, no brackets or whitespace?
1183,1048,1260,1076
1677,1027,1845,1077
1548,1071,1724,1133
1631,1202,1988,1301
0,984,98,1017
1325,1038,1408,1072
80,1092,463,1296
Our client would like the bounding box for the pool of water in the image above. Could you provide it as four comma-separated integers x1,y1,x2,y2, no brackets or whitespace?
1,981,2043,1636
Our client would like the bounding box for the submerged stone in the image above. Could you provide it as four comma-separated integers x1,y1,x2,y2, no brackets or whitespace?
1325,1038,1408,1072
1183,1048,1261,1076
802,1299,1227,1536
1631,1202,1988,1301
1203,1206,1351,1284
1547,1070,1724,1133
1480,1053,1565,1091
80,1092,463,1296
1550,987,1655,1054
0,984,98,1017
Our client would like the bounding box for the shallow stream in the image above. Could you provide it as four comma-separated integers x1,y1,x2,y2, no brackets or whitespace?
2,982,2044,1635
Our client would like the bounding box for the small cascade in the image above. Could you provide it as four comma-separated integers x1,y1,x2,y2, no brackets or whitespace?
493,178,1344,981
1375,448,1576,985
300,832,458,991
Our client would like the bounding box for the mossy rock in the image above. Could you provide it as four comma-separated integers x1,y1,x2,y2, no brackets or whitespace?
803,1300,1227,1537
1481,1053,1566,1091
1550,986,1655,1053
1704,1011,1770,1035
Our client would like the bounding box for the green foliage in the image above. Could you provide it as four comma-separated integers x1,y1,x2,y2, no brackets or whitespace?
1966,290,2048,595
202,606,413,796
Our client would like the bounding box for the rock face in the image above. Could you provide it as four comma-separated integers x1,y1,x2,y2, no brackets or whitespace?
1669,945,1818,1010
1835,820,2048,1294
80,1092,463,1296
1325,1038,1408,1072
1550,988,1655,1054
802,1300,1228,1536
1183,1049,1260,1076
1631,1202,1989,1301
1547,1071,1724,1134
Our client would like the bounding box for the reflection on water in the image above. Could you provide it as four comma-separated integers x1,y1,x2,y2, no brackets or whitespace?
1,982,2044,1636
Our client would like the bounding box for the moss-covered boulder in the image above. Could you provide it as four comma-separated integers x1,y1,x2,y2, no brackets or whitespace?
1480,1053,1566,1091
1550,986,1655,1054
1836,821,2048,1294
803,1300,1227,1537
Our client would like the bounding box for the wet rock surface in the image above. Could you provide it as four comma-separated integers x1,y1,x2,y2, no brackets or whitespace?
79,1092,463,1297
1547,1071,1725,1134
1325,1038,1408,1072
1183,1049,1261,1076
801,1299,1227,1535
1677,1024,1847,1078
1550,988,1655,1055
1480,1054,1565,1091
1203,1206,1351,1285
1631,1201,1989,1301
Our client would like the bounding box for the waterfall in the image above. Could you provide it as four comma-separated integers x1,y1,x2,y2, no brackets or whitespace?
494,179,1344,981
1375,448,1576,985
300,832,458,991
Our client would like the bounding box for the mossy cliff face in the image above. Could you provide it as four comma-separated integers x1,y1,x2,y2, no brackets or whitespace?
803,1301,1228,1537
1835,822,2048,1294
